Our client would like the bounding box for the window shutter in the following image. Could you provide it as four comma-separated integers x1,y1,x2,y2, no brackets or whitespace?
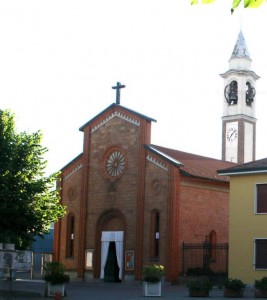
257,184,267,213
255,239,267,269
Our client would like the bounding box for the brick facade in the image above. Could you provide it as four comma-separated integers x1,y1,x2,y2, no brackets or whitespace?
54,103,232,283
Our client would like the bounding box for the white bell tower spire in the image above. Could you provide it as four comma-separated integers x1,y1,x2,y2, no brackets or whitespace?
220,31,260,164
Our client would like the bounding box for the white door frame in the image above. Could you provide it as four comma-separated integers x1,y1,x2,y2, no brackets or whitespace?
100,231,124,280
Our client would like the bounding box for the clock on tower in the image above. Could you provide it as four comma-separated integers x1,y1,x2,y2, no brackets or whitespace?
226,126,238,143
221,31,259,164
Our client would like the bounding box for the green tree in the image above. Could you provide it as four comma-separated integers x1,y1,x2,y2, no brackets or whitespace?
0,109,65,249
191,0,266,9
233,0,265,8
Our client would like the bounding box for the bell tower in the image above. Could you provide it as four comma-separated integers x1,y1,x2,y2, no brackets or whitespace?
220,31,260,164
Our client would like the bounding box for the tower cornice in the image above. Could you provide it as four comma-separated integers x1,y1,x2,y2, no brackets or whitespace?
221,114,257,123
220,69,260,80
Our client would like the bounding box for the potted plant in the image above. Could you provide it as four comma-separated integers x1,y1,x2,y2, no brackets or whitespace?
142,264,164,297
223,278,246,298
186,278,213,297
254,276,267,298
43,262,70,298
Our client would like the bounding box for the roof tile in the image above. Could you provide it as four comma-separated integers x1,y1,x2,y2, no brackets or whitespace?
150,145,236,182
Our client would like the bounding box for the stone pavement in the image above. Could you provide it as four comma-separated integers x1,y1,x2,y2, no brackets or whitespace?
0,279,257,299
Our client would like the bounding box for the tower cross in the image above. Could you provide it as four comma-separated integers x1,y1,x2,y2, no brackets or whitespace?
112,82,126,105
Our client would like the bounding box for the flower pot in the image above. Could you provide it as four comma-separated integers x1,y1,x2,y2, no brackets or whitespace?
143,281,161,297
189,290,209,297
47,283,65,297
54,292,62,300
224,288,244,298
255,288,267,298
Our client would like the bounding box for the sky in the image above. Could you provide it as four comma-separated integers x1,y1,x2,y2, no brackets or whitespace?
1,0,267,175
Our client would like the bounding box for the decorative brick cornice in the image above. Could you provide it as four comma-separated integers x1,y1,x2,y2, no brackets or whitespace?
181,178,229,192
91,111,140,133
63,163,83,181
146,155,168,171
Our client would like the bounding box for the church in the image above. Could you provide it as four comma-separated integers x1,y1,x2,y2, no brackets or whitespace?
53,31,258,283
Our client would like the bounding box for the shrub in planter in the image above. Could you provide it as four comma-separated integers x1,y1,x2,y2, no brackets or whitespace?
43,262,70,297
186,279,213,297
43,262,70,285
142,265,164,297
255,276,267,298
223,278,246,298
142,264,164,283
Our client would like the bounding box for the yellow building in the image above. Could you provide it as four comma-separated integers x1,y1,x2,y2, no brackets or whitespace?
218,158,267,284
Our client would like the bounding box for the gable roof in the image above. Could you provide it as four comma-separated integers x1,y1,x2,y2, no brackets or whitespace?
145,145,184,167
60,153,83,172
79,103,156,131
149,144,236,182
218,157,267,176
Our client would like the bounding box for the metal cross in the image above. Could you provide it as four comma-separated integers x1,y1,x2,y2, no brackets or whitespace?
112,82,126,105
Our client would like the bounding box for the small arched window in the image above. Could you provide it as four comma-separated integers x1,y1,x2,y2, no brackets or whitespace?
66,213,75,258
150,210,160,259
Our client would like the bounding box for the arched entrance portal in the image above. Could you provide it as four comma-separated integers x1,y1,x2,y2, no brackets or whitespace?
96,209,126,282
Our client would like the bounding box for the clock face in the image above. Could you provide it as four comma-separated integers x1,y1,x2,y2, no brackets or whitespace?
226,127,238,142
106,150,126,177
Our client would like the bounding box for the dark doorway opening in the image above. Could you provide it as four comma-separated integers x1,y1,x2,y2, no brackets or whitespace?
104,242,120,282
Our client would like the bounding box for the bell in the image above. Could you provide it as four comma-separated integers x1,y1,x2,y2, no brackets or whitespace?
229,93,238,103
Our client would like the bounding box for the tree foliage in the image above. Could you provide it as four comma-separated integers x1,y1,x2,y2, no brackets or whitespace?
0,109,65,249
234,0,265,8
191,0,266,9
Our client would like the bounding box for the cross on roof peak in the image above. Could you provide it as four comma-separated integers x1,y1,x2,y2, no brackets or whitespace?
112,82,126,105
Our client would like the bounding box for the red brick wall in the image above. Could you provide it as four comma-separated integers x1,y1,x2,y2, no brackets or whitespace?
56,106,153,279
56,157,83,270
143,153,181,282
85,116,140,243
179,181,229,244
83,109,151,279
55,106,230,282
143,156,168,265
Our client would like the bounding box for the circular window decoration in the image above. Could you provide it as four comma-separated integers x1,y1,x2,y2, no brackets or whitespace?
151,179,162,195
106,149,126,177
67,186,77,201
